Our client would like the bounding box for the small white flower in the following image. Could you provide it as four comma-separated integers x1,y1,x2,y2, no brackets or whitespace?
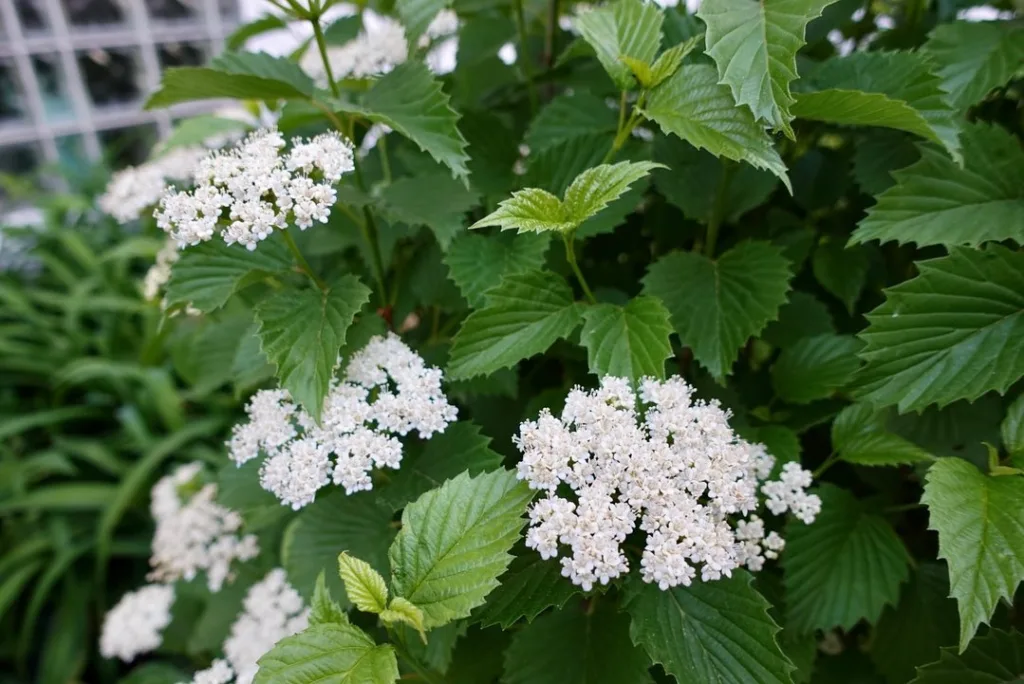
498,42,518,65
223,569,309,684
148,463,260,592
99,584,176,662
228,334,457,509
99,146,207,224
187,660,236,684
514,376,821,591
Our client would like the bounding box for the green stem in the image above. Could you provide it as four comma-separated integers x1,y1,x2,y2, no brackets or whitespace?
544,0,560,70
704,160,736,258
812,453,839,479
391,632,447,684
311,17,340,98
358,207,389,308
514,0,539,113
563,232,597,304
282,230,327,290
602,93,645,164
379,135,393,185
884,502,924,514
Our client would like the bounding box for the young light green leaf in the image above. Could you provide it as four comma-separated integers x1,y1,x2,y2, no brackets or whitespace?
255,275,370,421
850,124,1024,248
909,629,1024,683
924,21,1024,112
444,232,550,308
469,188,573,234
794,51,960,163
641,65,791,190
921,458,1024,651
377,421,504,512
253,623,398,684
643,241,792,378
870,564,959,684
389,469,534,628
282,490,395,605
620,56,656,89
647,37,701,88
854,245,1024,412
504,603,653,684
379,597,427,642
165,238,292,312
699,0,840,138
625,571,794,684
475,555,580,629
562,161,665,225
832,403,935,467
357,62,470,180
579,296,674,381
1002,395,1024,458
783,484,911,632
574,0,664,90
337,552,389,614
448,271,583,380
309,571,349,626
146,52,314,108
771,334,862,404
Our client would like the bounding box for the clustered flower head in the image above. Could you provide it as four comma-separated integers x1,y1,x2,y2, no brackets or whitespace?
514,376,821,592
99,583,176,662
228,334,457,509
155,128,354,251
186,569,309,684
99,146,207,224
149,462,260,592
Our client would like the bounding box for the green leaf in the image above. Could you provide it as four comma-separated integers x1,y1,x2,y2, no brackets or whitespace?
647,37,701,88
448,271,583,380
574,0,664,90
357,62,470,180
146,52,314,108
255,275,370,420
832,403,935,467
524,93,618,154
1002,394,1024,458
924,21,1024,112
909,629,1024,684
811,237,869,312
699,0,839,138
310,571,349,626
783,484,911,632
870,564,959,684
375,173,480,249
475,555,580,629
761,291,834,349
795,51,960,163
505,602,653,684
396,0,448,42
470,162,662,235
337,552,389,614
580,296,674,381
643,241,792,378
854,246,1024,412
389,469,533,628
379,597,427,641
653,135,779,225
165,238,292,312
851,130,920,196
921,458,1024,651
226,14,288,51
850,124,1024,248
625,571,794,684
771,334,862,404
562,161,665,226
157,115,251,152
378,421,504,512
444,232,550,308
641,64,791,191
282,490,396,605
253,623,398,684
469,188,573,234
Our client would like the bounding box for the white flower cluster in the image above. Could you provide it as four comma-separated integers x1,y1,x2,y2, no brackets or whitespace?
149,462,260,592
302,9,460,81
143,238,180,302
99,146,207,224
155,128,354,251
515,376,821,592
185,569,309,684
99,583,176,662
228,334,457,509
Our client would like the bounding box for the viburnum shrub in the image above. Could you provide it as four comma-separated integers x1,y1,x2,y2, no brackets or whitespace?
93,0,1024,681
